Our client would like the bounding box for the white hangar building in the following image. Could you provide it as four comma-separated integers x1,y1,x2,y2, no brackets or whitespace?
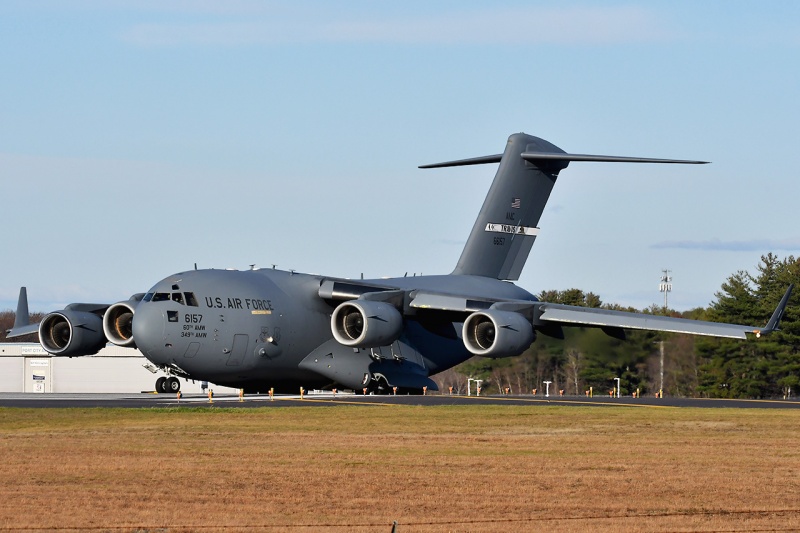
0,343,237,394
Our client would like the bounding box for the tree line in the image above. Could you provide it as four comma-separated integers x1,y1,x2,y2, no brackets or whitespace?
439,253,800,399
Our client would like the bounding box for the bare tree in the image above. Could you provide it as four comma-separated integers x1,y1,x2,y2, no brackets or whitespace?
491,368,509,394
565,348,583,395
433,367,465,394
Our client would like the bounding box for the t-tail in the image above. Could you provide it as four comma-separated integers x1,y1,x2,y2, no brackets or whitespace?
420,132,708,280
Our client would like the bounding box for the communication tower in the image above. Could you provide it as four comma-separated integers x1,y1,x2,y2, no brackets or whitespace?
659,269,672,310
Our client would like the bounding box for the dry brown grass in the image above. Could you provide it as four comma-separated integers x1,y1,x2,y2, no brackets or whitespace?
1,403,799,532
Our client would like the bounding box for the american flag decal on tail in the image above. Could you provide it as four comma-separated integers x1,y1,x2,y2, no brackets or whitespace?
511,198,521,209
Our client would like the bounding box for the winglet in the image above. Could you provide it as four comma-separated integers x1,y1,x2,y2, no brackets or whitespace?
753,284,793,337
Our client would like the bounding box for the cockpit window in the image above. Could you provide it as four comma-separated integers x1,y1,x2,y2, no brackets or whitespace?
146,291,197,306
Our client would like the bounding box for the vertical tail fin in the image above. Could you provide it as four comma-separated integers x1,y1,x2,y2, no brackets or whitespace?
421,133,567,280
420,132,707,280
6,286,40,338
13,287,30,329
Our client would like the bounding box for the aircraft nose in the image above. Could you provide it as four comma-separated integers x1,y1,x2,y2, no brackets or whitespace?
132,303,165,358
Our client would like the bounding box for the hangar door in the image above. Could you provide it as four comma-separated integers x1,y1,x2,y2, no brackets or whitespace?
0,357,23,392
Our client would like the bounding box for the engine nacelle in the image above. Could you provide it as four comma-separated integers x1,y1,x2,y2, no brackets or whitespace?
38,310,106,356
462,310,535,358
331,300,403,348
103,301,137,347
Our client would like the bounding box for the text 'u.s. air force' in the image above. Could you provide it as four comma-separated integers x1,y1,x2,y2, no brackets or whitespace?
205,297,274,312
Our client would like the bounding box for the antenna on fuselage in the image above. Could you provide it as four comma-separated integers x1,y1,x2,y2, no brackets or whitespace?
194,263,197,270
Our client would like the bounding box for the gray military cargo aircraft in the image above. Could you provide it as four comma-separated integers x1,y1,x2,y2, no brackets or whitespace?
7,133,793,394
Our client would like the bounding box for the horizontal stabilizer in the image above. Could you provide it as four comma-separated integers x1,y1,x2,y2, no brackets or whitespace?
418,154,502,169
521,153,709,165
419,152,708,169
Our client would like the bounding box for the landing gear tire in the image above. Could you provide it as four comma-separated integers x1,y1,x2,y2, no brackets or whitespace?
375,376,390,394
166,377,181,393
156,376,167,393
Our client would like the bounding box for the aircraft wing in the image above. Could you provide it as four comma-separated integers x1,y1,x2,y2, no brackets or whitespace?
407,284,793,340
6,299,111,340
4,287,137,357
537,304,757,339
6,322,39,337
548,284,792,339
408,292,497,313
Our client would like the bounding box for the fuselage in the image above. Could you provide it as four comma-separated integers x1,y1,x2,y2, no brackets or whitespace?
130,268,537,391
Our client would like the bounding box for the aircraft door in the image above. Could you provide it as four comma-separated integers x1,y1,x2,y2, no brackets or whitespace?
183,342,200,358
226,334,249,366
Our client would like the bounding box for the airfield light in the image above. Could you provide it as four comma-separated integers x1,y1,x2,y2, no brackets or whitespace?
467,378,483,396
543,380,552,397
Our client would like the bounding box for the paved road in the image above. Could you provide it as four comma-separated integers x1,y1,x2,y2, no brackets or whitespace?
0,392,798,409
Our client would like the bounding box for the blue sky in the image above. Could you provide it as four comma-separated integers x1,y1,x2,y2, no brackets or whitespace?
2,1,799,313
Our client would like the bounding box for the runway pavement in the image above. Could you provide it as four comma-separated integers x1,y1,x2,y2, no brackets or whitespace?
0,392,799,409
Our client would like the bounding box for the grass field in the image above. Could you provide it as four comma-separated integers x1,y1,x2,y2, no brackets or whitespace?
1,403,799,532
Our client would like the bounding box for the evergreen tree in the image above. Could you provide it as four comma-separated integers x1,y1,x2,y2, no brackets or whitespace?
455,256,799,399
698,254,800,398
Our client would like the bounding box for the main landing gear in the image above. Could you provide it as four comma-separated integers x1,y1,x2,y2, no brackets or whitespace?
155,376,181,393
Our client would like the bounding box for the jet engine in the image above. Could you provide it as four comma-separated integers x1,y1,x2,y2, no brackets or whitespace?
103,301,137,347
462,310,535,358
38,310,106,356
331,300,403,348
